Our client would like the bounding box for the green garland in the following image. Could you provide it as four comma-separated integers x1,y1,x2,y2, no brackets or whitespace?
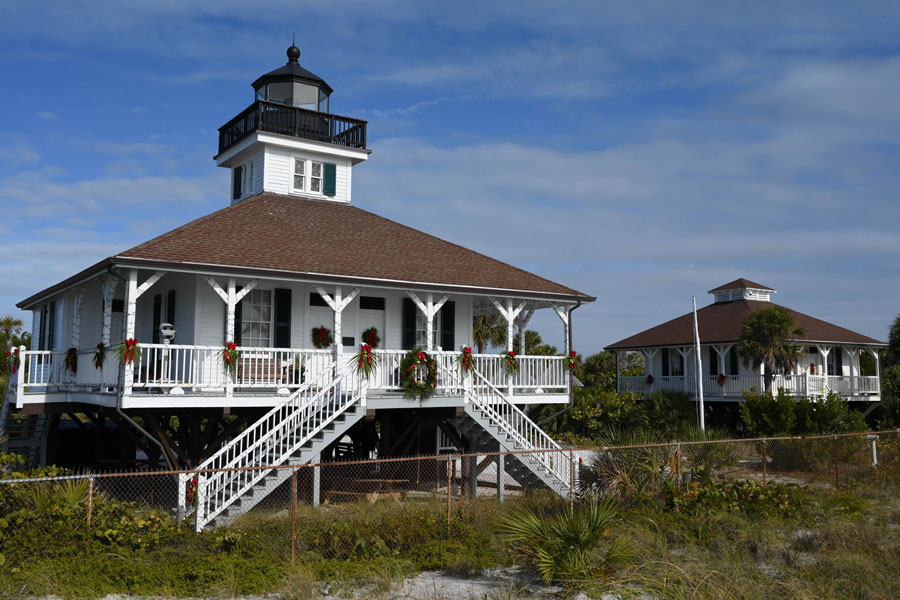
351,343,378,379
399,347,437,399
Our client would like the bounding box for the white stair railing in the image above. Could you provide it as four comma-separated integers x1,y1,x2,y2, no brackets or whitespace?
193,363,363,529
466,368,569,488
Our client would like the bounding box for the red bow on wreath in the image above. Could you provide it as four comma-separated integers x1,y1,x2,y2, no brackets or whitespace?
93,343,105,370
225,342,237,363
4,348,20,375
567,350,577,370
505,351,518,373
459,346,474,372
123,339,138,364
65,347,79,375
358,343,372,368
186,476,198,506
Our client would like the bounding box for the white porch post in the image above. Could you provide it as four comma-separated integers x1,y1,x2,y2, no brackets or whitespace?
101,276,119,346
491,297,525,396
516,309,535,354
875,351,881,396
122,269,138,397
817,345,831,393
849,347,857,399
642,348,658,391
226,277,236,343
71,285,85,350
406,291,448,351
549,304,571,397
316,286,360,378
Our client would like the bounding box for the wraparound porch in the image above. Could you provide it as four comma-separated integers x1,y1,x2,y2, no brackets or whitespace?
12,345,571,409
618,373,881,401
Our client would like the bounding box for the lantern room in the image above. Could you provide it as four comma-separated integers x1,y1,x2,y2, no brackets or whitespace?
252,44,332,112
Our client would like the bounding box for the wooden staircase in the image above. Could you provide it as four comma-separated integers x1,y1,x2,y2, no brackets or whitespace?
461,368,572,498
1,382,49,468
190,364,366,530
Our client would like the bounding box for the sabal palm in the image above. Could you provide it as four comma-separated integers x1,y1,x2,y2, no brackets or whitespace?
472,313,507,353
0,316,23,344
737,306,806,392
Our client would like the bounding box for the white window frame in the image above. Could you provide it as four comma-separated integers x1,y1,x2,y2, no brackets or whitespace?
240,289,273,348
291,155,325,196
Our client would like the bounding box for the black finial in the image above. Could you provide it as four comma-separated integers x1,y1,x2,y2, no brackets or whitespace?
287,37,300,63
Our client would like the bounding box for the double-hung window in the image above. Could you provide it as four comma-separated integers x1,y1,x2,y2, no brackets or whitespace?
240,289,272,347
292,156,336,197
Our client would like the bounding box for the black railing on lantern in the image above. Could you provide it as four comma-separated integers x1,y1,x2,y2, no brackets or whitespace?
218,101,368,154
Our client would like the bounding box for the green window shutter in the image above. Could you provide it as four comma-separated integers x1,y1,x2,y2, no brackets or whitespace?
232,166,242,200
166,290,176,326
402,298,416,349
662,350,669,377
708,347,717,376
273,288,292,348
323,162,336,197
440,301,455,351
729,348,738,375
152,294,162,344
234,286,243,345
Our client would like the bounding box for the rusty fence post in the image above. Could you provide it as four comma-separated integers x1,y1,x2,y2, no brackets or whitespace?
674,443,681,490
291,468,297,565
569,449,575,513
896,430,900,470
87,477,94,526
833,435,839,489
446,457,452,534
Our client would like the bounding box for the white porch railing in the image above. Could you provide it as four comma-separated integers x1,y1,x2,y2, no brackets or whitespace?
466,368,570,488
15,346,569,399
620,373,881,398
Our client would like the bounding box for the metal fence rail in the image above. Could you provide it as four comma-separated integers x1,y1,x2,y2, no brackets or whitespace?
3,430,899,562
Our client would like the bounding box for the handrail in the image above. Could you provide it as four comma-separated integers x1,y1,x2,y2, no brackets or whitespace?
467,368,569,486
194,363,365,529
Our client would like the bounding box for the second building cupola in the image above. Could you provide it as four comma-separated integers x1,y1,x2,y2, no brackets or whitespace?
216,43,370,205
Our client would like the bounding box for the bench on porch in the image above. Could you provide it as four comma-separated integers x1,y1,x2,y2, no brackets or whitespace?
237,358,285,386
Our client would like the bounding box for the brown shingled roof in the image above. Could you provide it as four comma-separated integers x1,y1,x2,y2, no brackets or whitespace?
606,300,884,349
707,278,775,293
116,193,591,299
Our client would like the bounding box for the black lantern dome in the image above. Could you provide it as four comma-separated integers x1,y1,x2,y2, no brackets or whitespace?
252,44,333,112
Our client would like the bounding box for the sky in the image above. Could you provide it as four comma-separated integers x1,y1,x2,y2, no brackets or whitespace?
1,1,899,354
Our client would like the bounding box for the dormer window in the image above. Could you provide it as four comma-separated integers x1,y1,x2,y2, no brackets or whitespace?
292,156,336,197
232,161,255,201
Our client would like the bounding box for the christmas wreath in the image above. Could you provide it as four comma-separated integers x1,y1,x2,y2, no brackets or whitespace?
3,348,20,375
221,342,240,375
93,343,105,370
400,347,437,399
503,351,519,374
646,374,654,385
717,373,726,385
114,338,142,365
361,327,380,349
186,475,198,507
457,346,474,373
64,347,79,375
311,327,333,349
567,350,577,370
352,343,378,379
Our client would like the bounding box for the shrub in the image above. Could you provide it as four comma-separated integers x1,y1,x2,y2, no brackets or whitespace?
672,479,806,519
640,390,697,439
579,429,676,500
740,389,867,437
502,496,631,587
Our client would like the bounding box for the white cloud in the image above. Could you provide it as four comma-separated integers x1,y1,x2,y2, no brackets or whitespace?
36,111,57,120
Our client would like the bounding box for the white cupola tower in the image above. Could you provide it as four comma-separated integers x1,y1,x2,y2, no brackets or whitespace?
708,278,776,303
215,43,370,205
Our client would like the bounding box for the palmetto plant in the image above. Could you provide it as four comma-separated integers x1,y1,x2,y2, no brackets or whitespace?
502,496,632,587
579,429,676,500
737,306,806,393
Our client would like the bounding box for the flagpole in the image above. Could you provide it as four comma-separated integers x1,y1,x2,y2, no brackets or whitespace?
693,295,705,432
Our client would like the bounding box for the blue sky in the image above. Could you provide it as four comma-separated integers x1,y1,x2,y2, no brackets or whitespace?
1,1,899,353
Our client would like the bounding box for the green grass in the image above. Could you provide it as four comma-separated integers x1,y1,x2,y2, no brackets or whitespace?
2,466,900,599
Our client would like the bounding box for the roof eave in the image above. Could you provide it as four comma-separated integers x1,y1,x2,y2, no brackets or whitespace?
111,256,595,304
17,257,114,310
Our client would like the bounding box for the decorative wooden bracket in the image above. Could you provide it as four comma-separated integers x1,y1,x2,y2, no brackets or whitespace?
205,276,258,303
315,286,359,313
134,271,166,300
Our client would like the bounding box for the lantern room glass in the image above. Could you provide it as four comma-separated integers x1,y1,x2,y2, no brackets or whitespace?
256,82,330,112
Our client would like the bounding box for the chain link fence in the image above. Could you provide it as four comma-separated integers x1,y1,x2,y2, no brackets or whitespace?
2,430,899,562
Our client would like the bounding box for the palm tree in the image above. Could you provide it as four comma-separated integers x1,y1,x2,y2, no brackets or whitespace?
885,314,900,367
737,306,806,393
0,316,23,343
472,313,507,353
